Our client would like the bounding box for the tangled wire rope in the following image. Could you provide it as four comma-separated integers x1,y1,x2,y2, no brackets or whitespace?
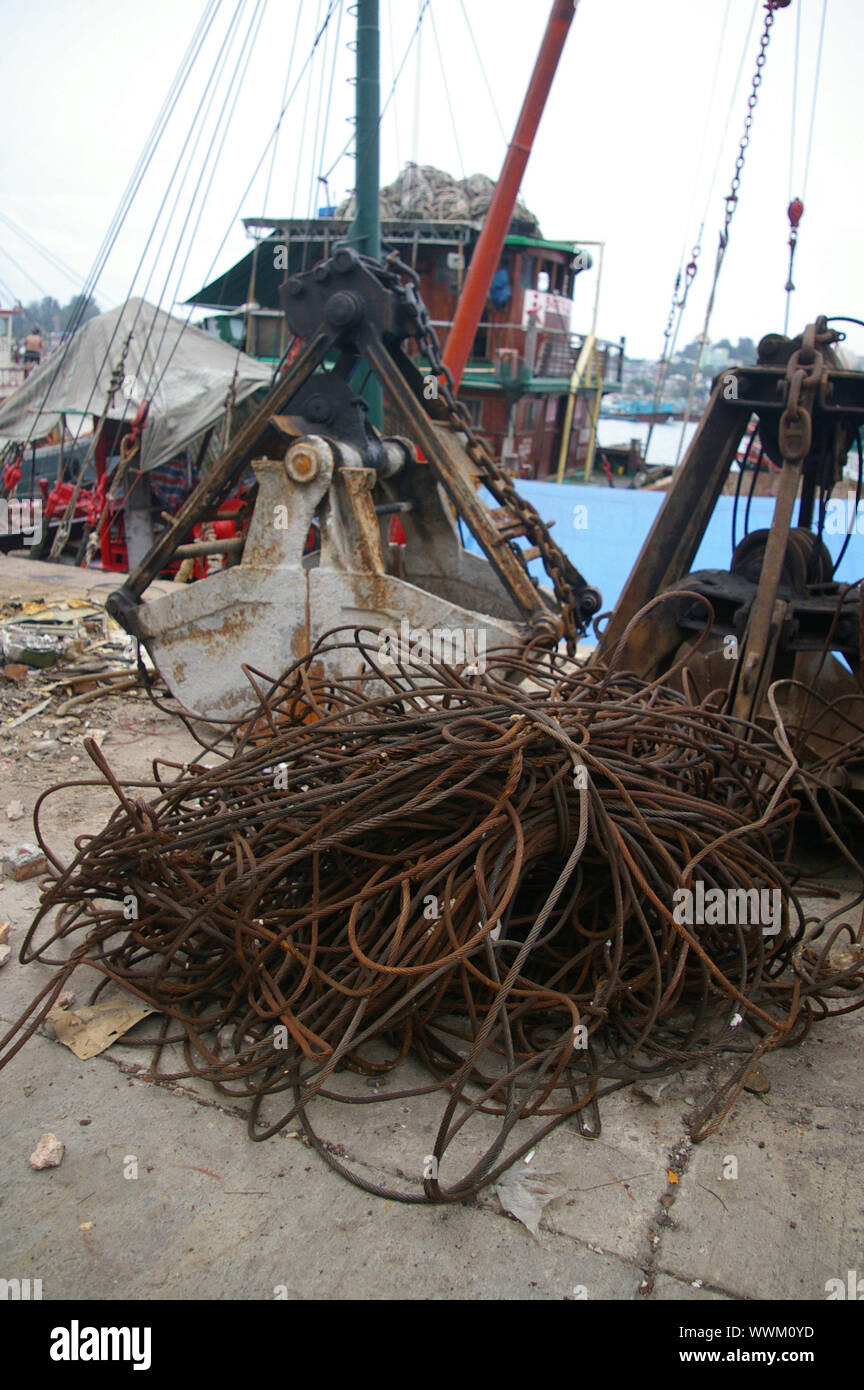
2,626,863,1202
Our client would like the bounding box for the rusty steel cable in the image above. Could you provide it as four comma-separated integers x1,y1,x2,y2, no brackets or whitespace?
2,624,864,1201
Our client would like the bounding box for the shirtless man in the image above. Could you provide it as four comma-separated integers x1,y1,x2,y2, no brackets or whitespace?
23,327,44,374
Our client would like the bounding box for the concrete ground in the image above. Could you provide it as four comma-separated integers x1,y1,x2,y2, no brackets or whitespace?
1,558,863,1301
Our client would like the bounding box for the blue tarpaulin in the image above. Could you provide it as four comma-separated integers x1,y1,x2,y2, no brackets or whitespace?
489,269,512,309
462,480,864,645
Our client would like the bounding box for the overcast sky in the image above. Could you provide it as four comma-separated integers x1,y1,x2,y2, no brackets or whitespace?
3,0,860,360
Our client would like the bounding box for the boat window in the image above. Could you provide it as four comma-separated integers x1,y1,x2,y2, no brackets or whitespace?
435,251,459,289
254,318,282,358
520,255,537,289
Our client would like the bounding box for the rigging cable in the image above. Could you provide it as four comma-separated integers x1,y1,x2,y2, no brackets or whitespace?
31,3,248,557
135,0,268,396
0,246,49,301
697,0,760,239
131,1,256,382
0,212,88,295
292,0,326,233
46,0,251,499
257,0,307,368
22,0,223,448
262,2,306,217
674,1,788,469
411,0,424,182
90,0,272,563
387,0,402,175
783,0,801,335
684,0,735,239
645,0,743,462
63,0,223,352
82,0,267,566
320,0,430,198
428,1,465,181
143,0,271,404
644,241,700,462
311,0,345,218
458,0,508,148
306,0,338,220
784,0,828,334
788,0,800,203
126,0,268,497
79,0,337,440
801,0,827,202
136,1,341,401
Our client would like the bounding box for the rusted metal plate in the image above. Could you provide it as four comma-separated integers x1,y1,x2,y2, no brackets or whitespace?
135,452,523,719
137,565,521,719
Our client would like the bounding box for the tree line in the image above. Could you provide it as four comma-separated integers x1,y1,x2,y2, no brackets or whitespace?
11,294,100,340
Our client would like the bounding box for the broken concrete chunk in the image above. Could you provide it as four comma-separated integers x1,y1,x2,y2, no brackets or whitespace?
29,1133,65,1169
1,845,48,881
2,664,29,683
5,801,24,821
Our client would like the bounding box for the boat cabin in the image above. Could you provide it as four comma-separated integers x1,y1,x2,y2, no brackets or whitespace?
188,216,624,480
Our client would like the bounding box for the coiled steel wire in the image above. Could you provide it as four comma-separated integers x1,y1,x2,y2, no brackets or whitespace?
2,625,863,1202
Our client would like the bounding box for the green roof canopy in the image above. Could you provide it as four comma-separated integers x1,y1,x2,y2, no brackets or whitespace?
187,222,592,312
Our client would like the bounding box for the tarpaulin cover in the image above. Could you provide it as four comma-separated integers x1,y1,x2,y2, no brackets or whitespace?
0,298,273,472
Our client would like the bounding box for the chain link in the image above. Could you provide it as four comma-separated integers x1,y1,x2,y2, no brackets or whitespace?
378,252,597,649
722,3,778,247
778,322,824,464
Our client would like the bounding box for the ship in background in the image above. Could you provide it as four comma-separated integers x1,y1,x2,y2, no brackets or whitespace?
0,307,25,402
188,164,624,482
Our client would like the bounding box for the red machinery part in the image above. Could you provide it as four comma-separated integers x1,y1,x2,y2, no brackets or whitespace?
442,0,578,389
3,459,22,493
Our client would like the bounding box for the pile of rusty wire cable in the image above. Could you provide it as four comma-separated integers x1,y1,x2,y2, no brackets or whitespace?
3,626,864,1204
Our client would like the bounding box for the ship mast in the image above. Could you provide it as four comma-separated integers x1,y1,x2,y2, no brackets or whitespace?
350,0,383,428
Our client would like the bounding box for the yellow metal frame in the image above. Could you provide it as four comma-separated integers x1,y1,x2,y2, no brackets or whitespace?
554,238,606,484
555,332,595,483
583,350,604,483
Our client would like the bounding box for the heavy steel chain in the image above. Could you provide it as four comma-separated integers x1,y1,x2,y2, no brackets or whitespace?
674,1,787,468
722,1,784,249
778,321,828,465
377,251,594,648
